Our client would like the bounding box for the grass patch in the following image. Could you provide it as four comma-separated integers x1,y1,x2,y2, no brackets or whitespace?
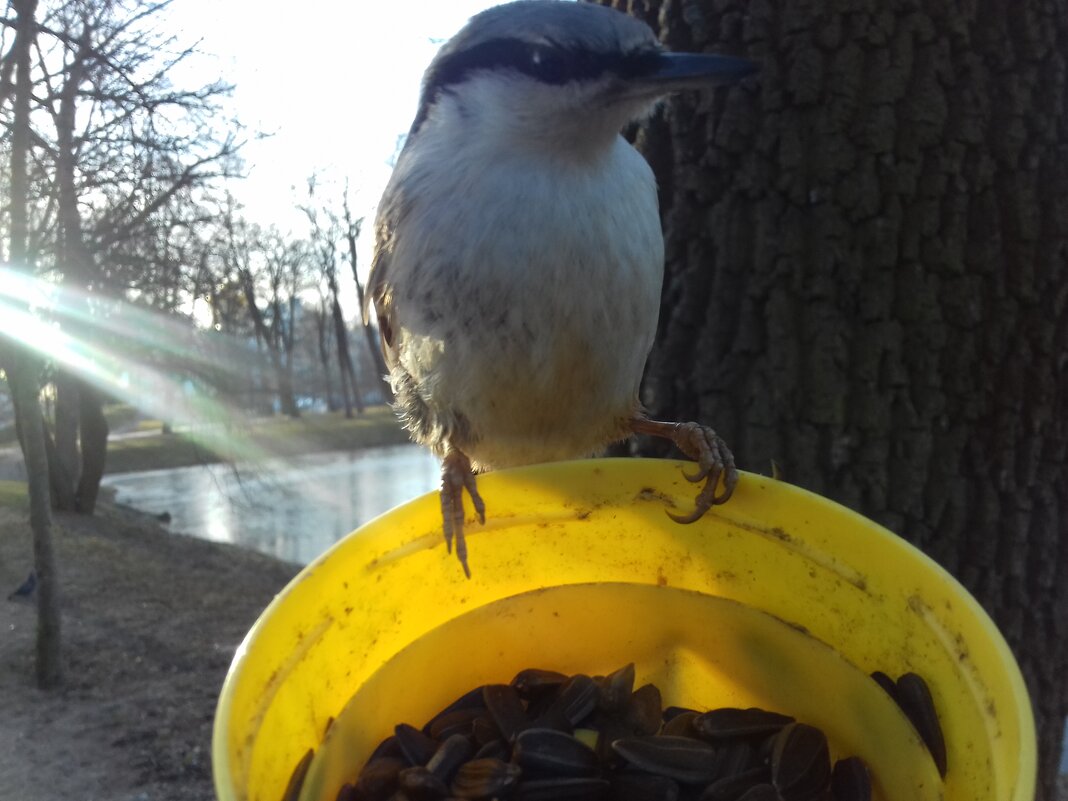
103,403,143,431
0,480,28,509
104,405,411,474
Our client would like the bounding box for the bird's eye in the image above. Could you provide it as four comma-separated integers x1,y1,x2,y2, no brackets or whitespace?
528,46,568,83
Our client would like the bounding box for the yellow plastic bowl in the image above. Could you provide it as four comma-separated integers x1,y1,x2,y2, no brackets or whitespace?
212,459,1035,801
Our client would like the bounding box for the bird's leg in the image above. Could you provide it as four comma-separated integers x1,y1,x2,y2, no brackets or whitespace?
439,447,486,578
630,417,739,523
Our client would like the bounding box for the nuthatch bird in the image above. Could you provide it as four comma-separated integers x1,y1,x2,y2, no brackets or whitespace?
365,0,754,576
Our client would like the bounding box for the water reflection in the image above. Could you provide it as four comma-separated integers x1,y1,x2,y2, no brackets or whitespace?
102,444,440,564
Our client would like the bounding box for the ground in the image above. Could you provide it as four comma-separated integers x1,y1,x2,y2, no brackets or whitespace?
0,409,400,801
0,495,299,801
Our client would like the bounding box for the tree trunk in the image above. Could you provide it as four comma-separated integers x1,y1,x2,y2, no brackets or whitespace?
7,0,61,689
50,29,102,513
240,273,299,417
604,0,1067,796
343,210,393,402
315,301,339,412
6,354,62,688
51,370,80,510
331,289,364,416
75,383,108,514
277,358,299,418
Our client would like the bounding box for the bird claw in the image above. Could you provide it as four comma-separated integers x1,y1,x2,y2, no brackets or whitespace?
632,418,738,523
681,464,707,483
440,450,485,578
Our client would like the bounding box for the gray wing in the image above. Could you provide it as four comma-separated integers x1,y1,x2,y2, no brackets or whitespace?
363,189,407,370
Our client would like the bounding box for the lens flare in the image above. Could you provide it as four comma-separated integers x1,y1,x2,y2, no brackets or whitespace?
0,266,323,473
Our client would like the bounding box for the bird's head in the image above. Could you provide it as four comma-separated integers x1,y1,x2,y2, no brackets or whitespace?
409,0,755,158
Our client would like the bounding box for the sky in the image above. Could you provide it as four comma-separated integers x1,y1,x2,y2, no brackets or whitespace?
166,0,498,266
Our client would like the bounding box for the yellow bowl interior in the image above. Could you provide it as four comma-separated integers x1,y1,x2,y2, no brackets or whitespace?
212,459,1036,801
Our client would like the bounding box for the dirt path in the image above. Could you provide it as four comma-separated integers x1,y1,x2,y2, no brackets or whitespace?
0,500,298,801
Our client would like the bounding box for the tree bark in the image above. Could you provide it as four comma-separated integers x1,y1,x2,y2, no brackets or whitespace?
329,282,364,416
603,0,1067,796
75,383,108,514
50,370,80,510
240,273,299,417
50,25,103,514
6,355,62,688
7,0,61,689
315,300,339,412
343,202,392,402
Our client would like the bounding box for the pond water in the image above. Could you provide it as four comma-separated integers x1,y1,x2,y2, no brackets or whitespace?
102,444,440,565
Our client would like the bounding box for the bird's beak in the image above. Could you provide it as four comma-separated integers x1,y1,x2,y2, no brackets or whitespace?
643,52,757,91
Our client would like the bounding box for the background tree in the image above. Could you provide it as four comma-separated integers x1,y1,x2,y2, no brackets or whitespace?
600,0,1067,795
342,185,392,401
303,179,364,417
0,0,62,688
309,288,337,411
225,218,309,418
28,0,236,512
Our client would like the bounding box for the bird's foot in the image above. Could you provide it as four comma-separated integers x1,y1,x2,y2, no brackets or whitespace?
631,417,738,523
440,449,486,578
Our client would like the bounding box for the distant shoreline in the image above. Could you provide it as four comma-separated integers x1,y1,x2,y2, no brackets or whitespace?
0,406,411,479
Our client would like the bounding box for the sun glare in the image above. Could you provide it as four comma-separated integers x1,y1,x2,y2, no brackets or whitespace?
0,265,306,467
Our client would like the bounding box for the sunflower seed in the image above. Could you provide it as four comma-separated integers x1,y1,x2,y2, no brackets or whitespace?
712,739,760,779
736,784,783,801
663,706,699,721
895,672,947,778
511,668,569,700
695,708,795,741
396,723,438,766
661,710,698,738
281,748,313,801
473,739,508,761
597,663,636,713
369,735,404,762
483,683,529,741
536,674,598,731
515,777,610,800
449,757,521,799
699,767,772,801
869,671,899,704
426,734,473,783
424,686,488,734
610,771,681,801
612,735,719,784
428,708,482,741
626,684,663,736
398,765,450,799
513,727,599,777
830,756,872,801
770,723,830,799
356,756,406,801
470,716,500,746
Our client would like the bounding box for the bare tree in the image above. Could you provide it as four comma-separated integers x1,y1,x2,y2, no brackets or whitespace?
225,217,308,418
303,178,364,416
310,290,336,411
0,0,62,689
25,0,238,512
342,184,391,401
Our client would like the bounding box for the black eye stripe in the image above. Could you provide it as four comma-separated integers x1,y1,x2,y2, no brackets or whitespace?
427,37,662,95
406,37,663,136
